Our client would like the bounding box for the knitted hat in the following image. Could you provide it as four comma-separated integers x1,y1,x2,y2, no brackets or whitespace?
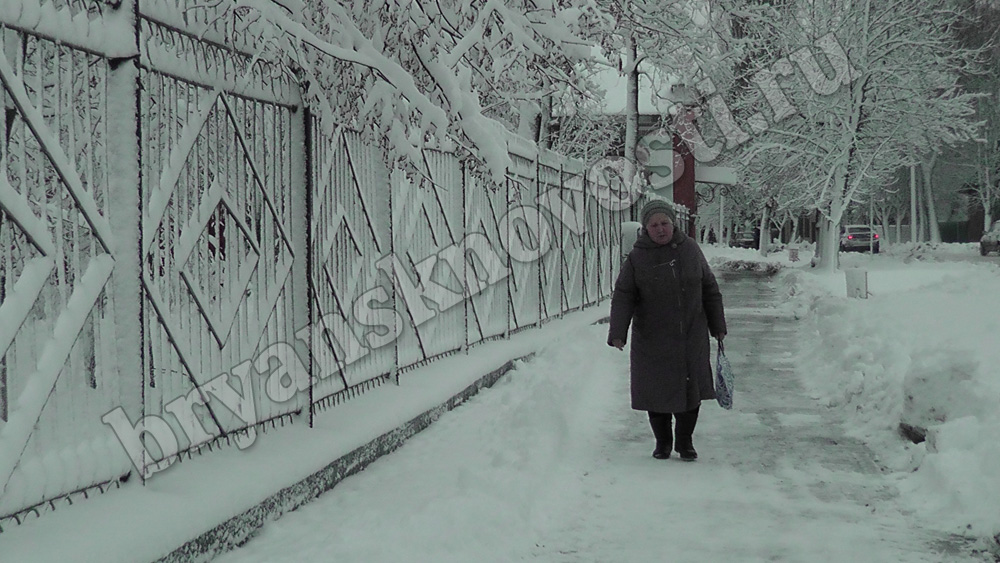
640,200,676,227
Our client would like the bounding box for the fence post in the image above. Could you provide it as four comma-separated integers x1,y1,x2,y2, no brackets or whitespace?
104,0,146,482
462,157,469,353
580,164,588,309
300,107,315,426
558,161,566,318
389,152,399,384
504,170,512,340
535,152,543,326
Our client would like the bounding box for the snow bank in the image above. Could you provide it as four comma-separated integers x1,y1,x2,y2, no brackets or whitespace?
765,244,1000,539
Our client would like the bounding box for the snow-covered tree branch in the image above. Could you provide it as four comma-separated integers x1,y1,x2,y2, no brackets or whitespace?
210,0,608,183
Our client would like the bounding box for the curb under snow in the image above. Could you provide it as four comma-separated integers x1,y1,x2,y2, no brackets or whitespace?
153,353,536,563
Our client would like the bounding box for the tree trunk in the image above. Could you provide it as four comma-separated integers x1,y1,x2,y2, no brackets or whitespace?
719,193,725,246
922,155,941,243
758,205,771,256
624,34,639,188
984,165,994,230
910,164,918,244
538,95,552,149
814,217,840,271
916,168,927,242
895,206,904,245
517,100,540,141
875,206,892,244
815,168,848,270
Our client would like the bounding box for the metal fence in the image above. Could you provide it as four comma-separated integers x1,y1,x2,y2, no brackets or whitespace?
0,1,628,527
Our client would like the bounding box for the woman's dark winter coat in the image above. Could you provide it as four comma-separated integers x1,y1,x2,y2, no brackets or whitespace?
607,228,727,413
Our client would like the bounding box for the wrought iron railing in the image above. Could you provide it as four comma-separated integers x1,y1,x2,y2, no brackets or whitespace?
0,1,634,529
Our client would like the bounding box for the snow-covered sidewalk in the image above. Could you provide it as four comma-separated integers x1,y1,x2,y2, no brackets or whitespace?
0,309,612,563
208,263,991,563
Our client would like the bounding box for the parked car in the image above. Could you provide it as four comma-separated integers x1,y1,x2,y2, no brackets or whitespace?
981,220,1000,256
840,225,880,253
729,229,757,249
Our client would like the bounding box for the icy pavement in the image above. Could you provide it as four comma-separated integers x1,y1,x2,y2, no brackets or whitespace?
214,273,990,563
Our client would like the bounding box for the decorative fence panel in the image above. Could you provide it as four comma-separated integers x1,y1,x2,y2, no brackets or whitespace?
537,158,563,321
0,21,134,519
583,171,609,306
505,147,543,332
391,149,468,371
559,161,587,313
588,176,625,304
137,18,304,477
0,1,641,528
464,170,510,345
413,149,467,361
308,124,394,411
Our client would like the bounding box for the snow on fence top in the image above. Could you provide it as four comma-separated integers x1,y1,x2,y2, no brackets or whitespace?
0,0,134,58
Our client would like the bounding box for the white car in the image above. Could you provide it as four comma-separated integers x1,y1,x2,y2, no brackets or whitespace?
840,225,880,253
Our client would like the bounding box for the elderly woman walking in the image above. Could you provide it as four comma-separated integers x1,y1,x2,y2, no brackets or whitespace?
608,200,727,461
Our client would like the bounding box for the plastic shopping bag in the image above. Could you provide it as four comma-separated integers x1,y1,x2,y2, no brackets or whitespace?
715,341,734,410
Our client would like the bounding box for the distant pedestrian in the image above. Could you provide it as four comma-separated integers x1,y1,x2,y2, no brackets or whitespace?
708,228,717,244
608,200,728,461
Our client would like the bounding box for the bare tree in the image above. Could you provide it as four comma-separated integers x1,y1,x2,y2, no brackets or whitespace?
870,168,911,244
717,0,981,270
953,0,1000,231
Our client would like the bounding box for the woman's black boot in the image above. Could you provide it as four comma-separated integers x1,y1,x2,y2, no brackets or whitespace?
674,407,700,461
648,412,672,459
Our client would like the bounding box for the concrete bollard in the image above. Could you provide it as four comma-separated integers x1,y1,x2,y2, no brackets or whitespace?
845,269,868,299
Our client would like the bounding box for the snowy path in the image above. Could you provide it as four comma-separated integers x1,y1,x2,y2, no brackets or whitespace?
214,274,986,563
